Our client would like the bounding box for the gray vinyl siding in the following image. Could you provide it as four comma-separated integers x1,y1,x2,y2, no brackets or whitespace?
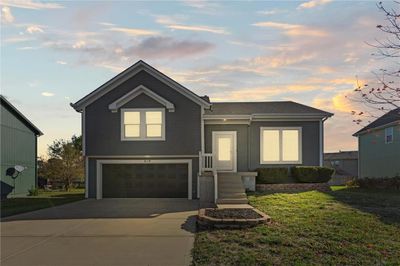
358,124,400,178
205,124,249,172
87,157,199,198
204,121,320,172
85,70,201,156
0,104,37,196
249,121,320,170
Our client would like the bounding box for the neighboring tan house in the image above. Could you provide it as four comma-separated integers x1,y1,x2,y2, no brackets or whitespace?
353,108,400,179
71,60,333,203
1,95,43,197
324,151,358,185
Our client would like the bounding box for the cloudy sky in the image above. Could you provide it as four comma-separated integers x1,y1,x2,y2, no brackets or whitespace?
1,0,393,156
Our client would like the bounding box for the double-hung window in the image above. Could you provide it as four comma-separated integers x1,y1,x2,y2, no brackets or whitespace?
121,108,165,141
385,127,393,144
260,127,302,164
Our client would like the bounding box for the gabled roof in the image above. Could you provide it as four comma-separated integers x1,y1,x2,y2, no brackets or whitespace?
324,151,358,160
205,101,333,118
71,60,211,112
108,85,175,112
353,107,400,136
0,95,43,136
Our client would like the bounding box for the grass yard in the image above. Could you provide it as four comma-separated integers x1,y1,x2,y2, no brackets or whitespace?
193,187,400,265
0,189,84,218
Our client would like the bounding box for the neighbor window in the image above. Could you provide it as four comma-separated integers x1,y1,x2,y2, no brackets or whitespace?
385,127,393,144
260,127,302,164
121,109,165,140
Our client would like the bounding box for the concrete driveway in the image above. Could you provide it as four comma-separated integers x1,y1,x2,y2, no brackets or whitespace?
1,198,199,266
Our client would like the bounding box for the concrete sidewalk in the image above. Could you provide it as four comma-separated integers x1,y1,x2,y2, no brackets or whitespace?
1,198,198,266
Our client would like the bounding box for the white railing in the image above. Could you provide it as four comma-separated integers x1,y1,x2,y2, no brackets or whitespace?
198,151,218,203
199,151,213,171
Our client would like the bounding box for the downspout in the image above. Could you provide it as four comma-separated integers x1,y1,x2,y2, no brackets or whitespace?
82,108,88,199
247,122,251,171
357,136,361,179
35,136,38,188
320,117,328,167
201,108,205,154
198,107,205,199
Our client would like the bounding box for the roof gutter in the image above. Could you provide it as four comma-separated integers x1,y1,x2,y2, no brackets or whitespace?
204,113,333,121
353,120,400,137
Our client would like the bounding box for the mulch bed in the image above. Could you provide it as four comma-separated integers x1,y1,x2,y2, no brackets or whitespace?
205,208,262,219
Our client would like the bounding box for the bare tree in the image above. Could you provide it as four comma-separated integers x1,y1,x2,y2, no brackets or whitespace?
348,1,400,125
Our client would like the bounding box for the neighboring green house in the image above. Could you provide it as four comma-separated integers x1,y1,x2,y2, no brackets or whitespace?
1,95,43,197
353,108,400,179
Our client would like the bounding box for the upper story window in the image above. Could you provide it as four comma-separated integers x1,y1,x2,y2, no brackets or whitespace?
385,127,393,144
121,108,165,141
260,127,302,164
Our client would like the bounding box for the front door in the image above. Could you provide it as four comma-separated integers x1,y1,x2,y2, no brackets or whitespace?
212,131,237,172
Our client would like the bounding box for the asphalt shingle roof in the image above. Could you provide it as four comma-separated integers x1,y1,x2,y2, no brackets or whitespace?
205,101,333,116
353,107,400,136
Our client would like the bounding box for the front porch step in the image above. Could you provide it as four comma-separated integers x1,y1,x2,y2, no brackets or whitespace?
219,184,244,189
219,193,247,199
216,198,249,204
219,180,244,186
217,172,248,204
218,187,245,193
200,171,214,177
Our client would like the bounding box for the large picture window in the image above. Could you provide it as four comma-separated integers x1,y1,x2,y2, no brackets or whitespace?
260,127,302,164
121,108,165,141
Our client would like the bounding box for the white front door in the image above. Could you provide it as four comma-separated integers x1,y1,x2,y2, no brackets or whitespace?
212,131,237,172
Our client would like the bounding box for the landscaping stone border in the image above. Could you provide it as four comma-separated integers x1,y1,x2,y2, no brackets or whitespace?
197,208,271,229
256,182,331,192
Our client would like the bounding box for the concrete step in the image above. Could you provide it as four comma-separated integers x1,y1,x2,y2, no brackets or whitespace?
219,192,247,198
218,180,243,185
216,198,248,204
219,184,245,190
200,171,214,177
218,188,246,194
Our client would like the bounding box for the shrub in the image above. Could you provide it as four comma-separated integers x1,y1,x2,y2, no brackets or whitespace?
357,176,400,190
256,168,289,184
318,167,336,180
291,166,334,183
27,187,39,196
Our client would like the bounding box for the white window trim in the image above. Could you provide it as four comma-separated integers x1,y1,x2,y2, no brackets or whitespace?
260,127,302,164
212,131,237,173
385,126,394,144
109,85,175,113
121,108,165,141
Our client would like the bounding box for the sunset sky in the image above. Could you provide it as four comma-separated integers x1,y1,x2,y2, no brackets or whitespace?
1,0,393,156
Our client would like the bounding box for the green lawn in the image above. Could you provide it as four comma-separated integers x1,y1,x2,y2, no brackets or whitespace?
0,189,85,218
193,187,400,265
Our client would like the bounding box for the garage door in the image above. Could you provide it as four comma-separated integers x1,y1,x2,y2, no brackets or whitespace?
102,163,188,198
